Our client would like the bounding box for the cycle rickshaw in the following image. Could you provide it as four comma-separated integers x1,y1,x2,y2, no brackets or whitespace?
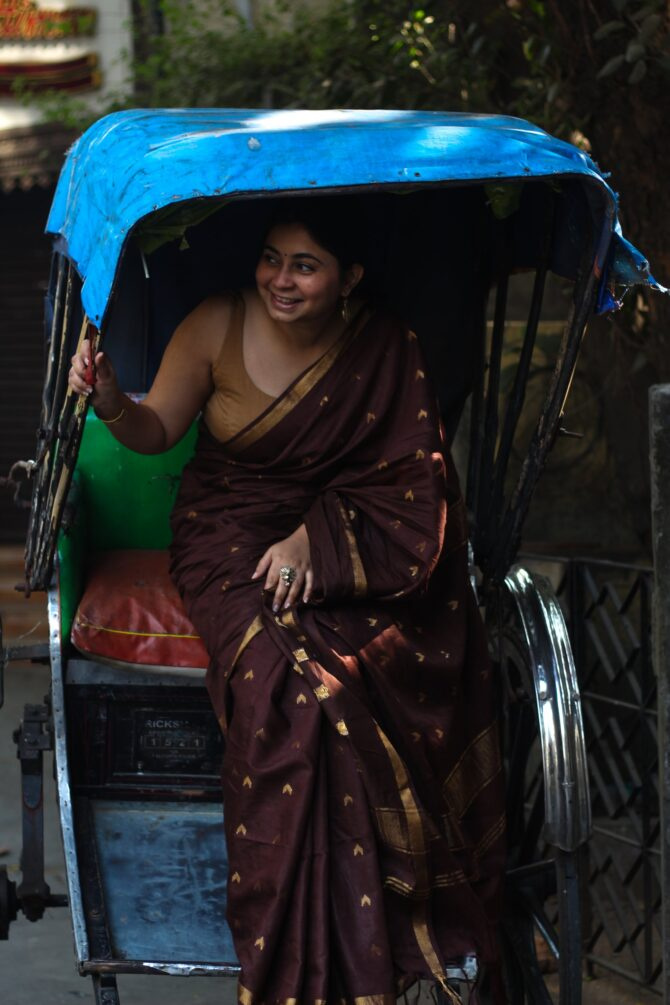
0,108,664,1005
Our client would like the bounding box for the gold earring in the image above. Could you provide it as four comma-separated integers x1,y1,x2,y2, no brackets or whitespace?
341,296,351,324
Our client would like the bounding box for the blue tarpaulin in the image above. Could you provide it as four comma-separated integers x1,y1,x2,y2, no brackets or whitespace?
47,108,664,324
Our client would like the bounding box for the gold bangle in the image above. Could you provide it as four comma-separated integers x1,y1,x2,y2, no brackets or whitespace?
100,407,126,425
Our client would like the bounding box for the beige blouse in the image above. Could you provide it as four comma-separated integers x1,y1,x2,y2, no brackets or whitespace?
202,293,275,442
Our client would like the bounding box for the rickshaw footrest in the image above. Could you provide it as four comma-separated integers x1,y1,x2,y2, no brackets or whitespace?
93,973,121,1005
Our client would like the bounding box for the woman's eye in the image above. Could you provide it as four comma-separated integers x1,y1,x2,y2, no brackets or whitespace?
297,263,314,273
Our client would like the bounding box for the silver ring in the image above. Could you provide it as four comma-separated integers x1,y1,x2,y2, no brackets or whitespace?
279,565,297,586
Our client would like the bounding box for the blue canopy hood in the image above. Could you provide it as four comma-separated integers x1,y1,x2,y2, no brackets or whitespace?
46,108,665,325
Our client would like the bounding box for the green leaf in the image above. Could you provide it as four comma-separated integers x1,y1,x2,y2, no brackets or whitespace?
593,20,626,41
629,58,647,83
547,80,560,103
597,53,625,77
639,13,662,41
631,3,661,23
485,183,524,220
538,42,551,66
626,39,646,62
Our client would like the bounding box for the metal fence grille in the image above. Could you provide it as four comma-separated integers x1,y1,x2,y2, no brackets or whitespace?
527,556,661,993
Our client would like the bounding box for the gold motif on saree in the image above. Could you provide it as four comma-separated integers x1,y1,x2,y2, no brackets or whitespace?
415,652,424,662
409,565,419,577
375,725,448,986
293,647,308,662
415,448,425,459
415,369,425,379
404,489,414,501
231,871,241,883
336,719,350,736
314,684,330,701
238,984,254,1005
235,823,247,836
282,784,294,796
243,669,255,681
366,412,376,423
353,843,364,856
434,868,467,888
360,894,372,907
377,458,389,470
254,936,265,951
336,498,367,597
296,693,307,705
417,409,428,420
231,615,263,671
442,721,502,821
243,776,253,788
343,793,354,806
474,811,506,860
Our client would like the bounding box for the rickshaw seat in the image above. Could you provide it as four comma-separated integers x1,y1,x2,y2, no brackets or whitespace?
61,411,208,674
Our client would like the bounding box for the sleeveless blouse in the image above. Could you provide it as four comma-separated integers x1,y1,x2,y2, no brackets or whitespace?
202,293,275,443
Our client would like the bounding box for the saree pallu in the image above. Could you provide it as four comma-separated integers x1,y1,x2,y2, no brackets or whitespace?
170,307,506,1005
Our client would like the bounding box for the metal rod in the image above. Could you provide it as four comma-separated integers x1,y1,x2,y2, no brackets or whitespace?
490,203,615,581
476,231,509,553
489,195,554,528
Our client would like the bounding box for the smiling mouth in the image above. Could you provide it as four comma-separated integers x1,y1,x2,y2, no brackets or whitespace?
270,293,302,309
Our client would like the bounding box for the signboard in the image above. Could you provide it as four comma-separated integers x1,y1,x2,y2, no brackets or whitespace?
0,0,96,39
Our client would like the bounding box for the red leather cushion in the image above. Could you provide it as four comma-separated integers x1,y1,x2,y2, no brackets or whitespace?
71,550,209,671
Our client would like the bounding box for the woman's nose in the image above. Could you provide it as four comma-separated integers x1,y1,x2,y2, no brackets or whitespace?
274,263,294,287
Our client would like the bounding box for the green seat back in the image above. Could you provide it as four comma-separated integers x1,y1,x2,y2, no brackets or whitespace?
58,412,198,640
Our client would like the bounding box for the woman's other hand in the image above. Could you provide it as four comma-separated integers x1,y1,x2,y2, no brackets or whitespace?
69,338,122,415
253,524,313,611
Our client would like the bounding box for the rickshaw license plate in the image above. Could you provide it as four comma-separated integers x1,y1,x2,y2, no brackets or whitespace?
117,707,223,776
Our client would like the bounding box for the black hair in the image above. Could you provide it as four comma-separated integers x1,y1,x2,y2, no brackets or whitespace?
261,196,366,274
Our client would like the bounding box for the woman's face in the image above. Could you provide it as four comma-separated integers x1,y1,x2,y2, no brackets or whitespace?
255,222,360,327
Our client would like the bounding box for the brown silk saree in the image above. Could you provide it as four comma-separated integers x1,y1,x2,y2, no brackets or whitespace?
169,306,505,1005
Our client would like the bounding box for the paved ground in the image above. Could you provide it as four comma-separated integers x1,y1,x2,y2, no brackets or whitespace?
0,550,661,1004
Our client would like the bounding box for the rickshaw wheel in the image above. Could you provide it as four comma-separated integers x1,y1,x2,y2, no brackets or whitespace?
489,567,589,1005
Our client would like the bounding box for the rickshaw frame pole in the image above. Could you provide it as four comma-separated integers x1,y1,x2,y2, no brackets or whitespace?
649,383,670,1005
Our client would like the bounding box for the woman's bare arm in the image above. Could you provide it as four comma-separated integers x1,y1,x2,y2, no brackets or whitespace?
70,296,232,454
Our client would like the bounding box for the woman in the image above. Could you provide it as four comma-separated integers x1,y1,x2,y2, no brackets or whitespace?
69,202,505,1005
